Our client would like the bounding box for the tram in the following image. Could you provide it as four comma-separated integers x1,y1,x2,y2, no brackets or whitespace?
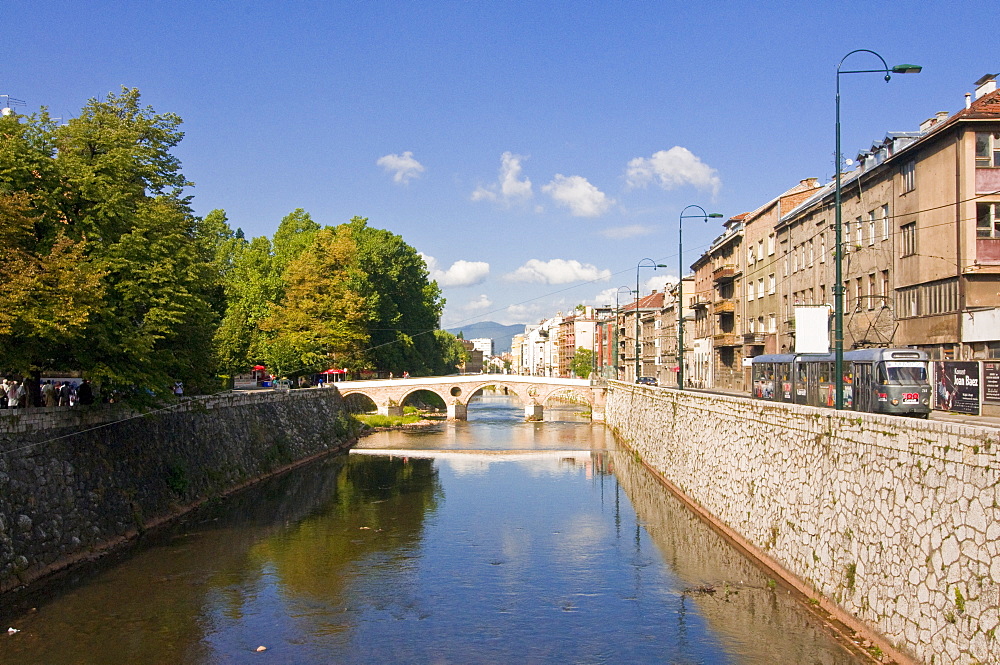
750,348,932,417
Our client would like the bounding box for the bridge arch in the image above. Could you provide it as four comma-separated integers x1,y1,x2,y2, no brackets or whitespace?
332,375,605,422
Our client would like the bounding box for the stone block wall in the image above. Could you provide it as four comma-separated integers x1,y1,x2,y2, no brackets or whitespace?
0,388,356,594
606,383,1000,665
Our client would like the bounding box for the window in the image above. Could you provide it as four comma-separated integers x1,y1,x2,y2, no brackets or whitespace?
868,211,876,245
902,160,916,192
768,313,776,333
855,278,863,310
868,274,877,309
977,202,1000,238
747,280,755,300
844,281,851,310
767,234,775,256
758,278,764,299
757,239,764,263
792,246,798,272
881,270,889,301
976,132,1000,167
820,233,826,263
768,274,775,295
881,204,890,241
808,239,814,266
855,216,863,247
843,220,851,253
901,222,917,257
747,247,755,265
820,284,826,304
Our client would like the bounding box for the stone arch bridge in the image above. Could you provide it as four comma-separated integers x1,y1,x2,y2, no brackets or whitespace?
333,374,607,421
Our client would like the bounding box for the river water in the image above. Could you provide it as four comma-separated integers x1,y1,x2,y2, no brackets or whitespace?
0,396,866,664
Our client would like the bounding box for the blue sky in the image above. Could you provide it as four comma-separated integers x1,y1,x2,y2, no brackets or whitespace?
4,1,996,328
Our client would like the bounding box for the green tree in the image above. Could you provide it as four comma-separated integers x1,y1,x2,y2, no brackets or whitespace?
0,88,221,398
260,225,373,378
214,235,282,376
0,191,104,376
348,217,444,376
570,347,595,379
429,330,468,375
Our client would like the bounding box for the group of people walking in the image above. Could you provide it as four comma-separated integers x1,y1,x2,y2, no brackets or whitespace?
0,378,95,409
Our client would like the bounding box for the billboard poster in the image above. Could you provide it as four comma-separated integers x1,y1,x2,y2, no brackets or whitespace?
794,305,831,354
985,362,1000,404
934,361,981,415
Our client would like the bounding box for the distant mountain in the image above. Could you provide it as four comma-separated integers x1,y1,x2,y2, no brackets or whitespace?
446,321,525,354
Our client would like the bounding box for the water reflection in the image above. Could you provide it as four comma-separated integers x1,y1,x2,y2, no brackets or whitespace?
0,396,863,664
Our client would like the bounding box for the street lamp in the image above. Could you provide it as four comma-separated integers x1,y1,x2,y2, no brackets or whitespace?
636,259,666,382
834,50,920,409
613,285,633,380
677,205,723,390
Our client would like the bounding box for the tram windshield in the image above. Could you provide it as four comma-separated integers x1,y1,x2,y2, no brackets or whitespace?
877,361,927,384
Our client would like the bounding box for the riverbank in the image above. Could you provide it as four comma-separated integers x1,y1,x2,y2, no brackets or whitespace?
606,381,1000,665
0,388,358,595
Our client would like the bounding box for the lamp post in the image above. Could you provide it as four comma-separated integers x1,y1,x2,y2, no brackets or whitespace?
834,50,920,409
613,285,633,380
677,205,723,390
635,259,666,382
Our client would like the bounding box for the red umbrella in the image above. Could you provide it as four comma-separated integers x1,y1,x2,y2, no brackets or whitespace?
252,365,266,371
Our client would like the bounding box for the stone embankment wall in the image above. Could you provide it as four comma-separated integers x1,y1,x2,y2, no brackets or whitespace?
606,384,1000,665
0,388,356,594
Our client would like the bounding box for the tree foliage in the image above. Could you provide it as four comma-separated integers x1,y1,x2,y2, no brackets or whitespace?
0,88,219,397
570,347,595,379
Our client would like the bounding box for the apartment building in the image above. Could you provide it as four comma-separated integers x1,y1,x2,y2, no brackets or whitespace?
619,291,665,382
772,75,1000,360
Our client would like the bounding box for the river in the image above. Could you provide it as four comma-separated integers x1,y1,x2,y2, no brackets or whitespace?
0,396,867,664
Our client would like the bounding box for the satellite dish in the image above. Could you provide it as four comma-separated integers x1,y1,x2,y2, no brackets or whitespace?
844,158,854,166
1,108,11,116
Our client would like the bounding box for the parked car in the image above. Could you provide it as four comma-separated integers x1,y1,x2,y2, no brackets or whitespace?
635,376,658,386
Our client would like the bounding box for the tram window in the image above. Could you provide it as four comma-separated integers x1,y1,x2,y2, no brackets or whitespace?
881,362,927,383
877,364,888,384
796,365,808,382
818,363,830,383
843,371,853,384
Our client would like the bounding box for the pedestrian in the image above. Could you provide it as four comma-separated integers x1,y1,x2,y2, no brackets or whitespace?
42,381,56,407
0,379,8,408
77,379,94,406
10,381,25,409
58,381,70,407
173,381,184,397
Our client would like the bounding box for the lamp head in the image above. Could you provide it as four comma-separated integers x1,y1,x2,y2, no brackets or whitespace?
708,213,723,218
892,64,922,74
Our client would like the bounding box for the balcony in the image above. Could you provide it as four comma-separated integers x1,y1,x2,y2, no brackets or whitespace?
713,300,735,314
713,333,739,347
690,295,711,309
743,332,766,344
712,264,738,283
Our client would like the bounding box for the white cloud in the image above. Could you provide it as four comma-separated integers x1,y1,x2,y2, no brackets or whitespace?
463,294,493,311
422,254,490,287
599,224,654,239
471,152,533,204
542,174,614,217
643,273,676,294
593,287,634,308
504,258,611,284
502,303,546,325
376,151,425,184
625,147,721,195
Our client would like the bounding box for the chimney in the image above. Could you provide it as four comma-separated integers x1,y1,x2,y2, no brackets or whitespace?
800,177,819,188
974,74,997,100
966,93,972,109
936,111,949,123
919,117,937,132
